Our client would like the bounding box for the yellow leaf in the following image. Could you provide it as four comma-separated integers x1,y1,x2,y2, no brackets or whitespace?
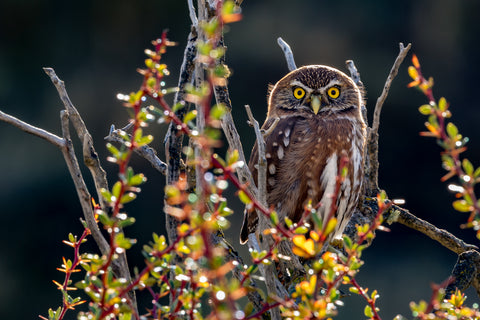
408,66,418,80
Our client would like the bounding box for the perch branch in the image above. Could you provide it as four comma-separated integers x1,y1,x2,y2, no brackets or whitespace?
105,124,167,175
387,205,478,254
0,110,65,148
277,37,297,71
444,250,480,298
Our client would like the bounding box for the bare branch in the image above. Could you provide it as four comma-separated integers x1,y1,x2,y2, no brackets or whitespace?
277,37,297,71
188,0,198,26
214,36,257,195
346,60,364,88
387,205,478,254
345,59,368,126
445,250,480,298
164,28,197,248
105,125,167,175
364,43,411,194
0,110,65,148
245,105,267,205
43,67,110,211
45,68,137,310
371,43,411,136
59,110,110,253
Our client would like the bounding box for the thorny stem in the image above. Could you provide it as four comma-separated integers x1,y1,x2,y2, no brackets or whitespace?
350,278,382,320
49,228,91,320
410,57,480,225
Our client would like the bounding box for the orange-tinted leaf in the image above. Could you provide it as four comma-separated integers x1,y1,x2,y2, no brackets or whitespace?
412,54,420,68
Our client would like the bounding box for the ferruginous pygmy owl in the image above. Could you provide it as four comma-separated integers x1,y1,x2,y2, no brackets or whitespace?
240,65,366,245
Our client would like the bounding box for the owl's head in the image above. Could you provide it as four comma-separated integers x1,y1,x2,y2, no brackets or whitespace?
267,65,363,118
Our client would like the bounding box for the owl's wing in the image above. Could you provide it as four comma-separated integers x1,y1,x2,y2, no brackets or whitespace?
240,116,297,244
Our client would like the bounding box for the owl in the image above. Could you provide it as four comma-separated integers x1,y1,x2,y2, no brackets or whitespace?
240,65,366,245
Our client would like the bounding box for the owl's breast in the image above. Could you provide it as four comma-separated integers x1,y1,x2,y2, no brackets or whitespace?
267,115,365,224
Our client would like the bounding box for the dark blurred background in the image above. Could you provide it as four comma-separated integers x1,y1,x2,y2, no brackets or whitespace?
1,0,480,319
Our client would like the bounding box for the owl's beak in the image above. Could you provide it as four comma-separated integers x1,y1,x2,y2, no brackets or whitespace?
311,95,321,114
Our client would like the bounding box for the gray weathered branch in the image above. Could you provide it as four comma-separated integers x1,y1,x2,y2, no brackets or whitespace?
44,68,137,310
277,37,297,71
0,110,65,148
105,124,167,175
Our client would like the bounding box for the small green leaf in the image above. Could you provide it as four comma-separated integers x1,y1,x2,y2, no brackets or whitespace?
112,181,123,199
349,286,359,294
227,149,239,166
68,233,76,244
474,167,480,178
100,188,113,202
294,226,308,234
324,217,337,236
446,122,459,140
462,159,474,176
96,210,113,227
270,211,279,225
284,217,293,228
343,235,353,249
238,190,251,205
452,200,472,212
172,102,185,113
119,313,132,320
129,173,146,186
118,217,136,228
183,110,197,124
438,97,448,111
418,104,433,115
364,305,374,318
120,192,137,204
136,135,154,147
106,143,120,158
115,233,136,250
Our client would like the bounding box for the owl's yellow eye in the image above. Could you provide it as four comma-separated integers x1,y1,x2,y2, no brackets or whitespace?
293,87,306,100
327,86,340,99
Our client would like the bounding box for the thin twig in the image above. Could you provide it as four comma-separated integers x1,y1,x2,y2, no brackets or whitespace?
365,43,411,193
277,37,297,71
0,110,65,148
371,43,411,136
245,105,266,205
59,110,111,257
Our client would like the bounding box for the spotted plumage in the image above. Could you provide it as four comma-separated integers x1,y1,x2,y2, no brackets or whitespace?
240,65,366,245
